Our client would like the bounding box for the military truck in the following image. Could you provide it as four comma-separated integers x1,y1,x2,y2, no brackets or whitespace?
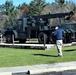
3,11,76,44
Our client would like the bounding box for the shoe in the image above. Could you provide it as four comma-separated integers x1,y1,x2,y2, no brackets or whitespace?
58,55,63,57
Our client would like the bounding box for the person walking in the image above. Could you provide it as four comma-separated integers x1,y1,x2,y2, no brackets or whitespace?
53,26,63,57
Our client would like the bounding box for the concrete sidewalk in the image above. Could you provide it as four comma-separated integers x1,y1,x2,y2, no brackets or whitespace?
0,61,76,75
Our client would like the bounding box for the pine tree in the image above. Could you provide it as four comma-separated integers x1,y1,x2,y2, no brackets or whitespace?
29,0,47,16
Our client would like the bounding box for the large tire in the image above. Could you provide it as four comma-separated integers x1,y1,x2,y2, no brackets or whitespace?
38,32,48,44
6,34,13,43
63,33,72,43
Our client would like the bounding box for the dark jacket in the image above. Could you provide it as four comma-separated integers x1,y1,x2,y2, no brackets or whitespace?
53,28,63,40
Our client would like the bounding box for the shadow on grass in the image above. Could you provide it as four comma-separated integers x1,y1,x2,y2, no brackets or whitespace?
64,49,76,52
33,54,58,57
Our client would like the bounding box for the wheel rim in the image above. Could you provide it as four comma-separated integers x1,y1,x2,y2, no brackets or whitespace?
6,35,13,43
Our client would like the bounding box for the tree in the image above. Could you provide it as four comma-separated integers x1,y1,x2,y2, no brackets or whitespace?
4,1,18,25
17,3,29,18
0,0,18,27
4,0,14,15
55,0,65,5
0,4,5,13
29,0,47,16
17,3,28,9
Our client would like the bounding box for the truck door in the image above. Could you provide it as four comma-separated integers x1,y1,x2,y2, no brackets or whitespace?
17,19,23,32
17,19,26,39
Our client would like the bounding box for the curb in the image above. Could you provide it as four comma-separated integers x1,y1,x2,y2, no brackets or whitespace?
0,72,12,75
0,42,75,50
0,66,76,75
28,66,76,74
0,72,27,75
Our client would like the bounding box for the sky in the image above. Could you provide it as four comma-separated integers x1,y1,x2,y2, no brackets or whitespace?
0,0,76,6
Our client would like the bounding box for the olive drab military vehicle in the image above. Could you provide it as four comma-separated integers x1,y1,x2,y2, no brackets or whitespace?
3,11,76,43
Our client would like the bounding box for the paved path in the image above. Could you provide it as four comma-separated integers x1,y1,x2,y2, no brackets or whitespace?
0,61,76,75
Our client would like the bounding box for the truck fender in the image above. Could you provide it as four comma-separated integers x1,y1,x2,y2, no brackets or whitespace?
12,30,18,38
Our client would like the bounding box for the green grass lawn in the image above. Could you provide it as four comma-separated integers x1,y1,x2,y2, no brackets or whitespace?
0,46,76,67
